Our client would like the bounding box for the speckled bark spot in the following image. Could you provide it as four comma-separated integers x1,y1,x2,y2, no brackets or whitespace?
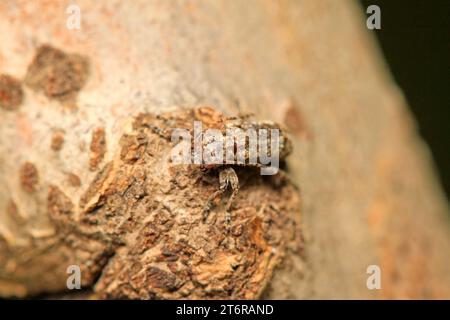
119,133,148,164
284,104,310,139
47,185,74,217
25,45,89,102
51,131,65,151
146,266,182,291
67,173,81,187
0,74,23,111
89,128,106,171
20,162,39,193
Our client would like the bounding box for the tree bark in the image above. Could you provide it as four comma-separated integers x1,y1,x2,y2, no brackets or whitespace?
0,0,449,299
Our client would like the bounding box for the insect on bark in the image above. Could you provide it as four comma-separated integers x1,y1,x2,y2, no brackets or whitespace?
143,106,293,227
187,107,294,226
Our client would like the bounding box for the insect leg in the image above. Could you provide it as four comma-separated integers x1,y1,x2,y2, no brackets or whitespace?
224,168,240,225
202,169,230,221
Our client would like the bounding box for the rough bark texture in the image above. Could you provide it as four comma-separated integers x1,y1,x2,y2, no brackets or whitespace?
0,0,449,299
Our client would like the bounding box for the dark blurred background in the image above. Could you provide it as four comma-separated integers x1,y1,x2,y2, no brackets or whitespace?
359,0,449,200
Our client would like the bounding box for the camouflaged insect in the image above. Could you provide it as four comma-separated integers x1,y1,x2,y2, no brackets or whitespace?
140,106,294,225
1,106,301,300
